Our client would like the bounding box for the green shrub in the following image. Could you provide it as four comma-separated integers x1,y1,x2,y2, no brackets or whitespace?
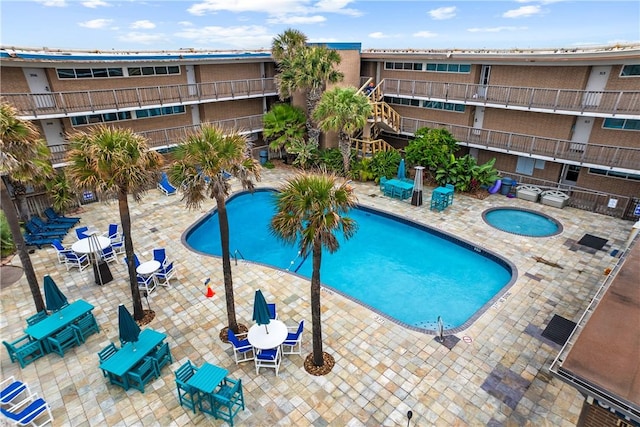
317,148,344,174
0,211,15,257
370,150,401,182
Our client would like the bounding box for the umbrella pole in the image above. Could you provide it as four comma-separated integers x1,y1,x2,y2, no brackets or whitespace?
264,324,269,334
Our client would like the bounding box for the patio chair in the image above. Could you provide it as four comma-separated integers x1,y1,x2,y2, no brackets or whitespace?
31,216,72,232
100,245,118,265
70,313,100,343
267,303,277,320
281,320,304,355
154,261,177,287
0,377,31,408
227,330,254,364
174,360,200,413
126,356,159,393
3,335,45,368
137,274,157,295
149,342,172,373
75,226,90,240
0,393,53,427
46,325,81,357
23,234,56,249
210,377,245,426
25,311,48,327
44,207,80,225
50,239,71,264
445,183,455,205
123,255,140,269
158,172,177,196
24,222,66,239
102,224,120,241
254,347,281,376
109,234,125,254
152,248,167,267
97,343,119,377
63,251,89,272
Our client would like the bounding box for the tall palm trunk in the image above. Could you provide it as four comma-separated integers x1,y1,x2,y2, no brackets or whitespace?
216,194,239,333
311,238,324,366
338,132,351,173
1,180,44,311
306,88,323,148
119,191,144,320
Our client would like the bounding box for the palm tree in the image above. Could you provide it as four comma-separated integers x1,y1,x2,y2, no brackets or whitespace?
313,87,372,173
0,101,52,311
270,172,357,372
262,103,306,161
273,29,344,150
271,28,307,63
66,125,163,321
169,124,261,336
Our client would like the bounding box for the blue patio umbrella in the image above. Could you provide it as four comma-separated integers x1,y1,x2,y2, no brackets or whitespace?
252,290,271,334
118,304,141,349
397,158,406,181
43,275,68,312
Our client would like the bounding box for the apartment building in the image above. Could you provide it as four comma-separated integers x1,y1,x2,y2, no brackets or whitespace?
1,43,638,218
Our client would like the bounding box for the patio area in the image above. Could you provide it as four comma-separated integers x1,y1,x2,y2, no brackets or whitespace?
0,167,632,426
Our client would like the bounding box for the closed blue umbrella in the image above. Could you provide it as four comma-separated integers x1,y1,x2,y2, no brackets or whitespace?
397,158,406,181
118,304,141,349
252,290,271,334
44,275,68,312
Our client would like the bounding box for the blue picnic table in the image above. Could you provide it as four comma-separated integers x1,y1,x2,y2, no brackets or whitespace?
187,362,229,416
25,299,94,341
99,328,166,389
383,178,414,200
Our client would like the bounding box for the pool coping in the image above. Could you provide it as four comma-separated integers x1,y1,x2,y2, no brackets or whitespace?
182,187,519,336
482,206,564,237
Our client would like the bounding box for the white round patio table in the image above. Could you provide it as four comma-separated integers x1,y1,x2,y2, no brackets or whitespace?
71,235,111,254
247,319,288,350
136,260,161,276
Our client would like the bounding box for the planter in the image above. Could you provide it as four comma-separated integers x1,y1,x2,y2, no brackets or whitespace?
540,190,570,209
516,185,542,202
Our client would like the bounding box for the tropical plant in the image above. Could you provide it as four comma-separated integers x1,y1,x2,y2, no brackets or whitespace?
270,172,357,372
169,124,261,335
66,125,163,321
0,210,15,258
317,148,344,174
273,29,344,149
349,157,375,182
262,103,306,158
370,150,402,182
312,87,372,173
435,154,499,192
286,138,318,170
405,127,459,177
45,170,77,214
0,101,50,311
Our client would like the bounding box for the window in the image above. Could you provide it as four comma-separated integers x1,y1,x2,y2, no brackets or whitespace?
75,69,92,78
620,64,640,77
134,105,185,119
57,69,76,79
127,66,181,77
516,157,535,175
425,63,471,74
384,97,465,112
71,111,132,126
91,68,108,78
589,168,640,181
603,118,640,130
56,67,124,79
108,68,124,77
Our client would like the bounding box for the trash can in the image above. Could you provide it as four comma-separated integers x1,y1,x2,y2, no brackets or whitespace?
259,150,268,165
500,177,514,195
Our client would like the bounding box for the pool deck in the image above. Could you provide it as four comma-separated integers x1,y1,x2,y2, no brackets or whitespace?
0,167,634,426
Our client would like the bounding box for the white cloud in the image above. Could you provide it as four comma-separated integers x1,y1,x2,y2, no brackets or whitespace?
369,32,402,39
187,0,362,17
267,15,327,25
79,19,113,29
503,5,542,18
467,26,527,33
174,25,275,48
35,0,66,6
81,0,110,8
117,32,170,45
429,6,456,20
413,31,437,38
131,20,156,30
178,21,194,27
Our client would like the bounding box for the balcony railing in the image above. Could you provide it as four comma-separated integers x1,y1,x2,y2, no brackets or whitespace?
398,117,640,172
49,114,264,165
4,78,277,119
383,78,640,118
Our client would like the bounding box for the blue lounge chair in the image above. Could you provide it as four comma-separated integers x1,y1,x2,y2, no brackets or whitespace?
0,394,53,426
44,207,80,225
30,216,73,232
23,233,56,249
158,172,177,196
0,377,31,408
23,222,66,239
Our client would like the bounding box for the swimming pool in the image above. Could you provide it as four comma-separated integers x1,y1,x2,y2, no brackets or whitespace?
482,207,562,237
184,189,516,333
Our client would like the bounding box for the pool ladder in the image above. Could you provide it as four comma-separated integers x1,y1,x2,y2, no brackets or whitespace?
232,249,245,265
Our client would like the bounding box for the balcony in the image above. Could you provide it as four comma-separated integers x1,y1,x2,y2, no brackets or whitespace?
383,78,640,119
398,117,640,173
5,78,277,120
48,114,264,166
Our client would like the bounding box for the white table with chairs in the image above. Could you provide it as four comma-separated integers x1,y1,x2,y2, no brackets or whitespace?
247,320,288,350
71,235,113,285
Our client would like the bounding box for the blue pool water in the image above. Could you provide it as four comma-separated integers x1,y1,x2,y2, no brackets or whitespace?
482,207,562,237
184,189,515,332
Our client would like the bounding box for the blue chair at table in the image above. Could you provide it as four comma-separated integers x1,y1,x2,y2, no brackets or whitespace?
51,239,71,265
174,360,200,413
2,335,45,368
267,303,277,320
97,343,119,377
227,330,254,364
26,311,48,327
126,356,159,393
210,377,245,426
63,251,89,272
154,261,177,286
152,248,167,267
0,393,53,426
71,313,100,343
254,347,281,376
281,320,304,355
46,325,81,357
149,342,173,372
430,191,448,212
124,254,140,269
75,226,90,240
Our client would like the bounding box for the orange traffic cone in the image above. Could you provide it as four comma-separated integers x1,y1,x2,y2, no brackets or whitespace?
206,285,215,298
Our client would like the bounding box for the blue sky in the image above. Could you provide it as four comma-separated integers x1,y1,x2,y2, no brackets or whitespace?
1,1,638,51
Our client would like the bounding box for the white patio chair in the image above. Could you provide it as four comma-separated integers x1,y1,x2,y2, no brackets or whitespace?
254,346,281,376
281,320,304,355
64,252,89,272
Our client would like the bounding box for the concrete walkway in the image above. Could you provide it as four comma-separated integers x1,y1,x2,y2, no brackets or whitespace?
0,167,632,426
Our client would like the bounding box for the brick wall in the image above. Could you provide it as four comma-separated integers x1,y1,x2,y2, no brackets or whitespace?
589,118,640,149
606,65,640,91
0,67,30,92
200,99,263,121
578,400,630,427
483,108,574,139
489,65,589,89
197,63,263,82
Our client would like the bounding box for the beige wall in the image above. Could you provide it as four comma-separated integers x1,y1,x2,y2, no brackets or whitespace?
605,65,640,90
196,63,263,82
577,169,640,196
488,65,590,89
589,118,639,148
200,99,263,121
483,108,574,139
0,67,30,92
332,49,362,89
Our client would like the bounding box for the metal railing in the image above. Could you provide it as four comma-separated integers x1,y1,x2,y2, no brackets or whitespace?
383,78,640,118
4,78,277,119
398,117,640,172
